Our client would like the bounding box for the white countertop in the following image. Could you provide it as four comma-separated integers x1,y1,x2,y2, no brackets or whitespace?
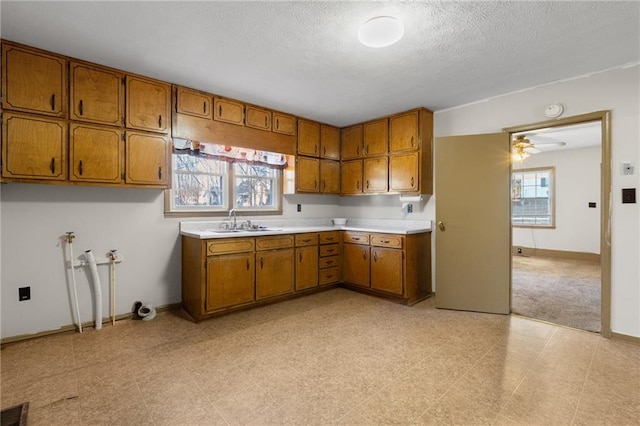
180,218,432,239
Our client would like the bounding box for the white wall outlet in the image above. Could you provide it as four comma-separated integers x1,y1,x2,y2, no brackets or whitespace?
622,162,635,175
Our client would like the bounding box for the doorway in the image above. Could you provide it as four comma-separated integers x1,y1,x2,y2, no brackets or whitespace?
504,111,611,336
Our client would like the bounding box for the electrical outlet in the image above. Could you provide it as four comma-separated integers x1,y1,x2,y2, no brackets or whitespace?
19,286,30,301
407,204,413,213
297,204,302,212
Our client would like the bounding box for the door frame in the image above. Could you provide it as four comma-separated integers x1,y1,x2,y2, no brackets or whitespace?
504,110,612,337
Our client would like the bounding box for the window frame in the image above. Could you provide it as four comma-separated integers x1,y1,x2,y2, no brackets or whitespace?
511,166,556,228
164,154,283,217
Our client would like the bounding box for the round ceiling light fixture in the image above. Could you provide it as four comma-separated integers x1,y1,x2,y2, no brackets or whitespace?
358,16,404,48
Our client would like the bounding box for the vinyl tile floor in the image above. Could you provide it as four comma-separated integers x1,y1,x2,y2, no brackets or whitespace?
1,288,639,425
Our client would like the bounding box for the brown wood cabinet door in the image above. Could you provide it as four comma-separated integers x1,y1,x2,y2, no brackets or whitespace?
206,253,255,311
70,62,124,126
389,110,419,153
341,159,362,194
126,76,171,133
245,106,271,131
69,124,123,183
2,113,67,180
320,125,340,159
296,156,320,193
343,244,370,287
214,97,244,125
2,43,67,117
364,157,388,193
341,125,363,160
364,118,388,157
272,112,296,136
371,247,404,295
256,249,294,299
125,131,170,186
295,246,318,291
320,159,340,194
297,119,320,156
176,86,212,119
389,152,419,192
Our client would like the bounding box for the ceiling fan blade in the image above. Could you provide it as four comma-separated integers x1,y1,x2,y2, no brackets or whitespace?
524,147,541,154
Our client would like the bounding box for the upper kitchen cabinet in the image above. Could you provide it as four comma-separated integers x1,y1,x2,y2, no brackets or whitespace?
272,112,296,136
2,113,67,181
389,110,419,153
363,118,388,157
125,75,171,134
341,124,363,160
1,42,67,117
175,86,212,119
320,125,340,160
296,156,320,193
297,119,320,157
125,131,171,187
214,97,244,125
245,105,272,131
69,123,123,184
70,61,124,127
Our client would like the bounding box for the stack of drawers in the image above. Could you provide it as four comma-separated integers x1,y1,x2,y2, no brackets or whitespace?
318,231,341,285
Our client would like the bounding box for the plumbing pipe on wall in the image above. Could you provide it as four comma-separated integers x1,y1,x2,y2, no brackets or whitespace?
84,250,102,330
66,232,83,333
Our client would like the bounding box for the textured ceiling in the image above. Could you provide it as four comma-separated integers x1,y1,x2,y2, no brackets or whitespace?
1,1,639,127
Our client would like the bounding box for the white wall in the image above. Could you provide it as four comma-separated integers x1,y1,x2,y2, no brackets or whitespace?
434,65,640,338
512,146,601,254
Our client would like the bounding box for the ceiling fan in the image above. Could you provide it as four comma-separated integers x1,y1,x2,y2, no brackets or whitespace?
512,134,566,162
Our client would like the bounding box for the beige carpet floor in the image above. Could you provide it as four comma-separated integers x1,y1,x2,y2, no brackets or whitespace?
512,255,601,332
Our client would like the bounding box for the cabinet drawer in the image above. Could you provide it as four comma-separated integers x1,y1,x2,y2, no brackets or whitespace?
295,233,318,247
319,255,340,269
319,231,340,244
206,238,255,255
370,234,404,249
256,235,294,250
319,244,340,257
319,267,340,285
343,232,369,245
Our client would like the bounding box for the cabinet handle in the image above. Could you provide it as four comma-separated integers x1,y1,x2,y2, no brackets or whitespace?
203,102,207,114
78,160,83,176
327,248,335,253
158,115,163,128
326,260,334,265
158,167,162,180
302,238,311,242
411,177,414,187
374,251,378,262
363,250,367,260
314,145,318,154
381,240,390,244
366,145,369,154
321,180,325,190
352,237,360,241
219,105,222,117
299,252,302,262
314,180,317,189
275,118,279,129
49,158,56,174
411,136,415,147
323,146,327,156
356,180,360,190
356,146,360,156
79,100,84,116
366,180,370,189
264,116,268,127
326,237,334,241
260,257,263,269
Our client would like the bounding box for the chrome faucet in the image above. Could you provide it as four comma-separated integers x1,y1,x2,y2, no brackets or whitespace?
228,209,237,230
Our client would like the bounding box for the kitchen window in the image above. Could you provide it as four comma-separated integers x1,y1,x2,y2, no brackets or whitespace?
511,167,555,227
166,140,286,216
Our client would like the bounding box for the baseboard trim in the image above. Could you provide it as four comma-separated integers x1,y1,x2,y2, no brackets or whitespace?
512,247,600,263
611,332,640,345
0,303,181,346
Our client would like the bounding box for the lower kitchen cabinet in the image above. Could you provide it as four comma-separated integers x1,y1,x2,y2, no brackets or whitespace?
206,252,254,311
295,233,319,291
371,247,403,295
342,232,370,287
256,248,294,299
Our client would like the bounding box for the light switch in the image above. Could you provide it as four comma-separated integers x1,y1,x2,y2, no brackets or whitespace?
622,188,636,204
